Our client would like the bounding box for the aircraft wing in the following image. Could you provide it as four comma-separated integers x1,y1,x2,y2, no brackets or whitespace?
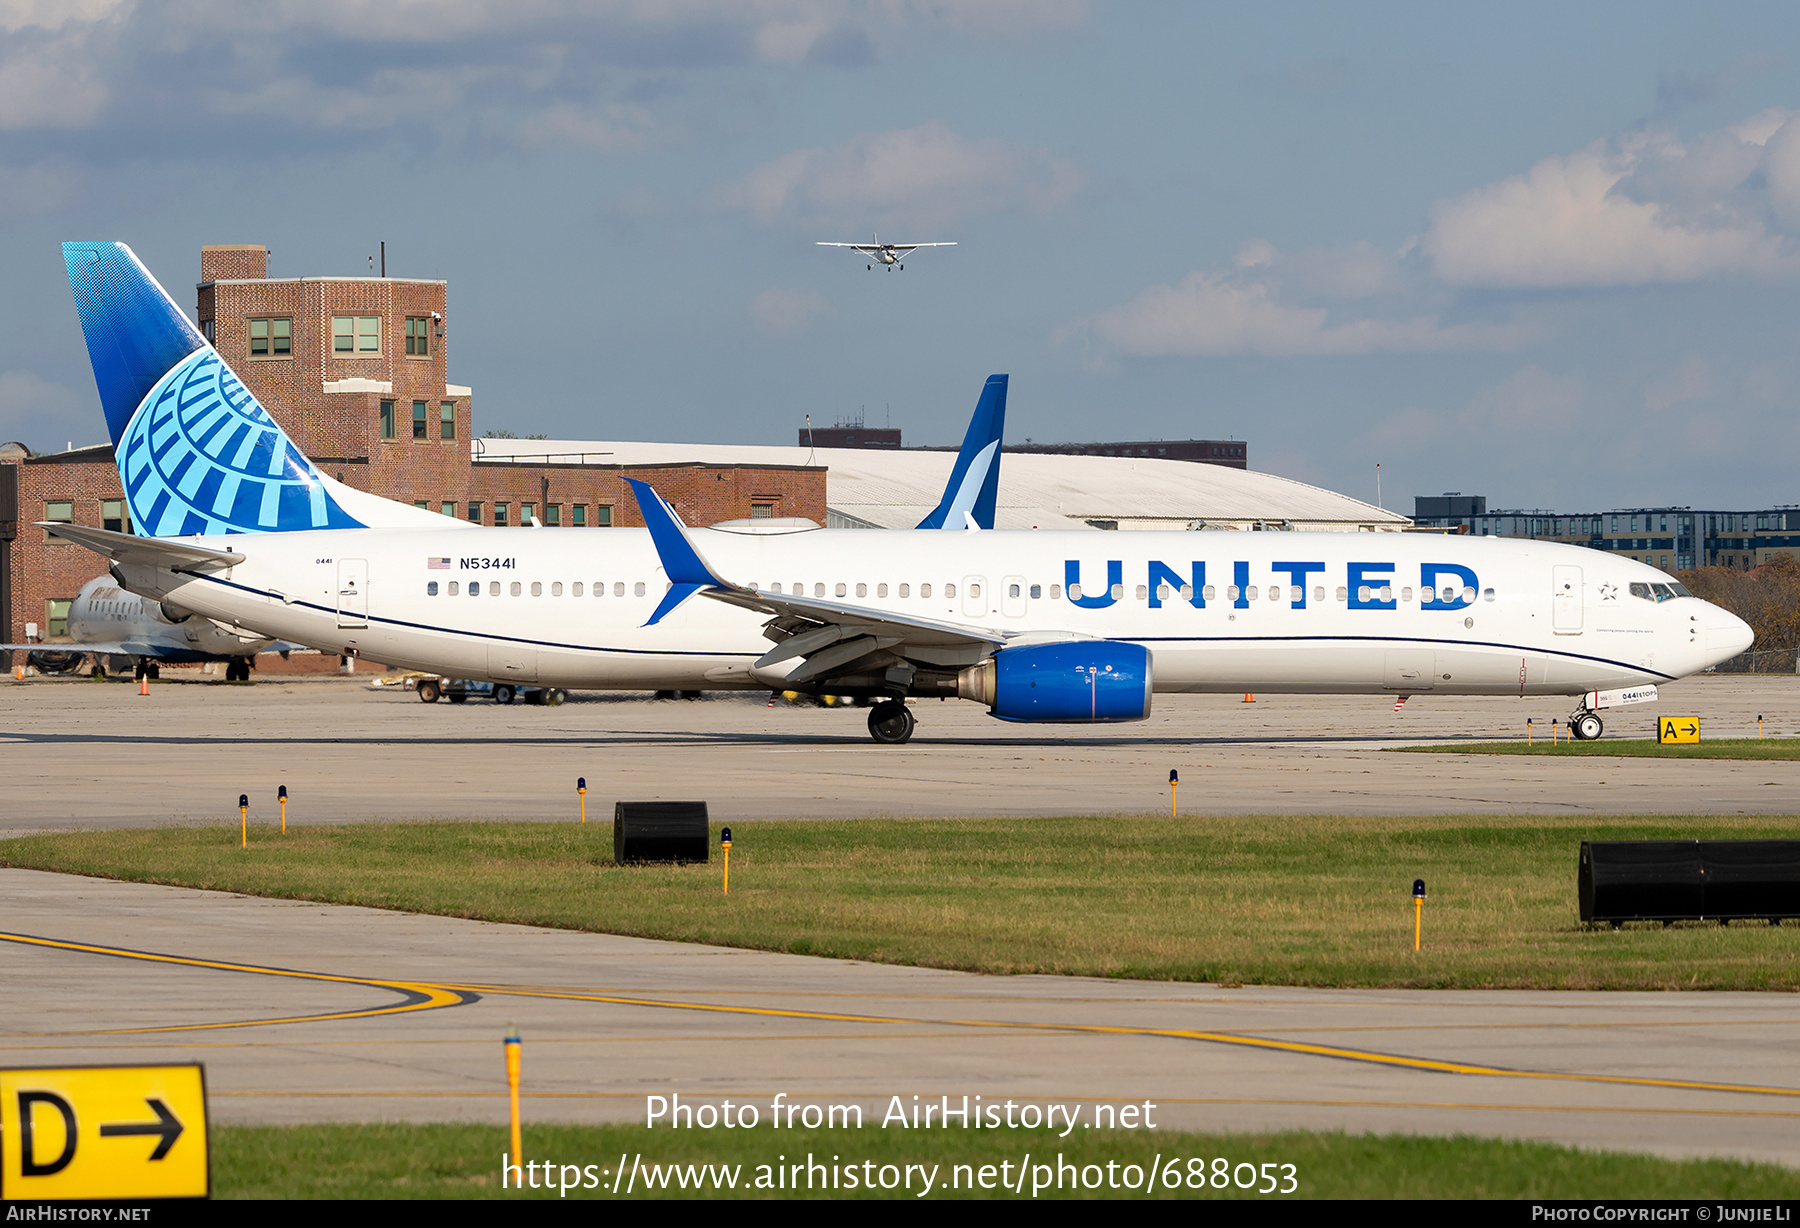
624,479,1003,685
816,243,880,252
42,523,245,570
0,641,156,656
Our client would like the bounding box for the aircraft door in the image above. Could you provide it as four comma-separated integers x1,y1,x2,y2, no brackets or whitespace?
1001,575,1028,619
963,575,988,619
1552,565,1583,634
337,559,368,628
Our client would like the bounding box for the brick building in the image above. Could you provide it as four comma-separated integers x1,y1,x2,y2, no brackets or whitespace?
3,245,824,657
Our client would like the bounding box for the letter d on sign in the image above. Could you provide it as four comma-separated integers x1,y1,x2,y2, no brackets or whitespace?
19,1091,78,1176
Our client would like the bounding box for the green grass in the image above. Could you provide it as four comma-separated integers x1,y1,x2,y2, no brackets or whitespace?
7,816,1800,989
1396,737,1800,759
211,1122,1800,1199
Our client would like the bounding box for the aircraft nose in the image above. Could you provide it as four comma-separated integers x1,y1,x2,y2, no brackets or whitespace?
1705,605,1754,665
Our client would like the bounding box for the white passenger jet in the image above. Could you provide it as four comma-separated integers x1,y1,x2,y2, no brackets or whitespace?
1,575,282,680
817,235,955,271
50,242,1752,743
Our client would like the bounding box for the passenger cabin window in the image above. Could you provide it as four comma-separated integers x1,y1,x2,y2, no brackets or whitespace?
427,581,438,596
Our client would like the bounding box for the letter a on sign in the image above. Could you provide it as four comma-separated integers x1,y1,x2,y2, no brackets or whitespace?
0,1064,209,1199
1659,717,1700,745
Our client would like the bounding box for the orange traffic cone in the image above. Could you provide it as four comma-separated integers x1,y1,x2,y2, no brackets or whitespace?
139,675,149,696
1242,693,1254,703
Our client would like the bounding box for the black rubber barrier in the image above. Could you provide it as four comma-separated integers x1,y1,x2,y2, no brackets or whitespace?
614,801,709,865
1579,839,1800,923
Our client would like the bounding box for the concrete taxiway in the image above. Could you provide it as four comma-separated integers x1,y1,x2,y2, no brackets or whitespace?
3,673,1800,833
2,868,1799,1165
5,674,1800,1167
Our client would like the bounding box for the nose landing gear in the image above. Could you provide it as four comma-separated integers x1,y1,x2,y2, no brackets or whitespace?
868,700,915,744
1570,710,1604,741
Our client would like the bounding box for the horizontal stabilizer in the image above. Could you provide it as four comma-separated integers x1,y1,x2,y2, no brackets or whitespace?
43,522,244,570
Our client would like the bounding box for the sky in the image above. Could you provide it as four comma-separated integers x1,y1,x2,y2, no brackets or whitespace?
5,1,1800,515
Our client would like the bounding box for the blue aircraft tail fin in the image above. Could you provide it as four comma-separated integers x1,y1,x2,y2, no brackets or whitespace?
916,374,1007,530
64,242,208,449
60,241,458,536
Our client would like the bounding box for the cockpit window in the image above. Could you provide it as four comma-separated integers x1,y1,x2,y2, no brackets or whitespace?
1629,583,1652,600
1650,583,1676,602
1668,582,1692,598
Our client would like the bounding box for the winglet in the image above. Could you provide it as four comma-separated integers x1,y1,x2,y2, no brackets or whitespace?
917,374,1007,530
624,479,733,625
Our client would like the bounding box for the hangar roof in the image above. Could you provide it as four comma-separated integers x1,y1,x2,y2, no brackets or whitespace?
472,439,1409,532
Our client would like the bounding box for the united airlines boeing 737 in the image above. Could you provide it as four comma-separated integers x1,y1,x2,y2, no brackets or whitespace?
50,242,1753,743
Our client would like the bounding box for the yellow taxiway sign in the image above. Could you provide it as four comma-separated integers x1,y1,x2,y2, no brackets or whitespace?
1659,717,1701,745
0,1063,208,1200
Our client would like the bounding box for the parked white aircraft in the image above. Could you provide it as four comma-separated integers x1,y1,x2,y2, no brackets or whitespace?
817,234,955,270
52,242,1753,743
2,575,280,680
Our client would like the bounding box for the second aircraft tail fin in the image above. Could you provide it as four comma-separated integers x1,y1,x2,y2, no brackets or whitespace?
916,374,1007,530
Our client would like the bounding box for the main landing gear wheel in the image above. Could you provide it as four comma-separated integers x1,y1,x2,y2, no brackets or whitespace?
868,701,915,745
1571,712,1604,741
494,684,516,705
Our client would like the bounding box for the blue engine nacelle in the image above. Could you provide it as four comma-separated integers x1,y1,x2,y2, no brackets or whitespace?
956,641,1153,723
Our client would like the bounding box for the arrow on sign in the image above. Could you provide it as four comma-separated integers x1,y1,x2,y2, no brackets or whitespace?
99,1097,183,1160
1682,723,1698,736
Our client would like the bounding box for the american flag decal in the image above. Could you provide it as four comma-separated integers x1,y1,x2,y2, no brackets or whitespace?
427,557,451,569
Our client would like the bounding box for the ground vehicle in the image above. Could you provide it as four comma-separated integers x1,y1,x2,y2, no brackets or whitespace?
414,676,567,706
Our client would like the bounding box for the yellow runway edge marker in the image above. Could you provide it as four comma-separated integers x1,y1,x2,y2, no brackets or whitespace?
505,1025,522,1171
1412,878,1426,952
238,793,247,850
721,826,732,896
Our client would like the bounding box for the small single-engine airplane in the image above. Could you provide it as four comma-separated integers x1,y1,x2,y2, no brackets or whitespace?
817,234,955,270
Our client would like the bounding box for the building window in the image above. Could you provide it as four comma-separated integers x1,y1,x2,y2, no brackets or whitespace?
332,316,381,354
595,505,613,527
43,500,71,542
46,598,72,639
380,400,396,439
405,317,431,357
544,504,561,526
414,500,429,511
412,401,428,440
102,499,129,534
440,401,455,440
248,317,292,358
494,503,509,527
467,502,482,524
441,501,455,517
522,502,536,524
751,503,774,519
572,504,586,527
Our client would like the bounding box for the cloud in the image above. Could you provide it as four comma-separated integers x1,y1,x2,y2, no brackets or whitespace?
1422,120,1799,288
0,2,1089,156
1062,262,1524,359
749,287,832,335
722,120,1082,228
